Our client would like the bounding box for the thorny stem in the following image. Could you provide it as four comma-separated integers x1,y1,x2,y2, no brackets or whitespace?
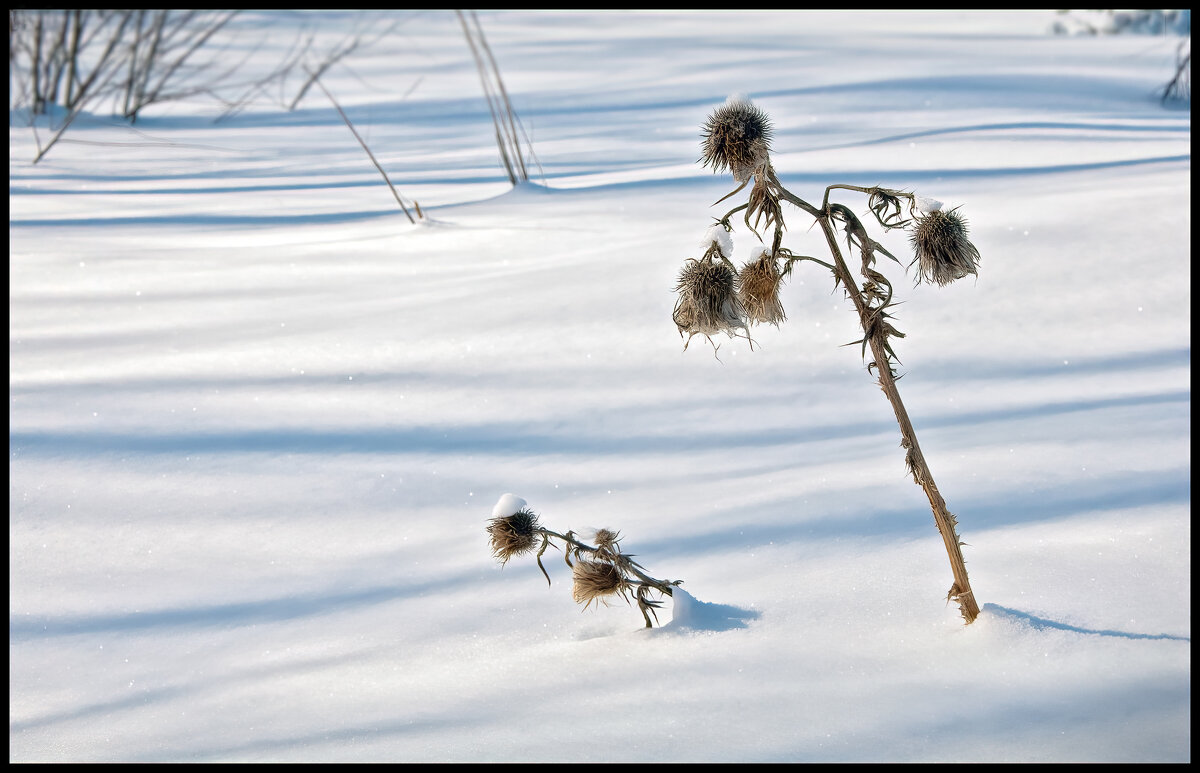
818,210,980,623
745,173,981,624
538,527,681,628
540,528,679,595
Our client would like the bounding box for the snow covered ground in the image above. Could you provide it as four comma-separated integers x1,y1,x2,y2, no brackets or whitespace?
9,10,1190,762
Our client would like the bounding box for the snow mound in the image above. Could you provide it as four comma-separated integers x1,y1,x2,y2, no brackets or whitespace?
491,493,528,518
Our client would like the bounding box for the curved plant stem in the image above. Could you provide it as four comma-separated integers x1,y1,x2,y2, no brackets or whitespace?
310,72,415,224
773,179,981,623
538,527,680,628
540,528,679,596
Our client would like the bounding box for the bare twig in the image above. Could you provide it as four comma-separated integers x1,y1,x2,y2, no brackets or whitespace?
470,10,527,181
457,9,536,186
457,9,517,184
1161,38,1190,104
287,17,405,112
309,71,417,224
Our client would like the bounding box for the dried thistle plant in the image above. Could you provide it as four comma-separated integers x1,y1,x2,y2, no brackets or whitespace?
571,559,629,610
486,495,681,628
738,249,787,326
672,236,749,349
487,507,541,564
675,96,985,624
909,208,980,286
700,95,773,184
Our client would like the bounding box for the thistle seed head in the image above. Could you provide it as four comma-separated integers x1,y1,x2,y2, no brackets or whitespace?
592,528,621,552
738,250,786,326
701,97,773,184
909,208,981,286
571,559,627,609
487,507,541,564
672,257,747,343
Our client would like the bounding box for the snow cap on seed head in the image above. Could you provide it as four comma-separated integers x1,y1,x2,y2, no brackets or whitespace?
701,224,734,259
491,493,528,518
487,494,541,565
914,195,944,214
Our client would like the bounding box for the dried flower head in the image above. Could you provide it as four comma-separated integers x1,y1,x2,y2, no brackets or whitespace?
487,507,541,564
738,250,786,326
909,208,981,286
868,189,909,229
571,559,627,610
672,256,747,345
592,528,621,552
701,97,773,184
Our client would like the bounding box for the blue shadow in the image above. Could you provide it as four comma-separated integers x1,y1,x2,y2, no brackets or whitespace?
983,603,1190,642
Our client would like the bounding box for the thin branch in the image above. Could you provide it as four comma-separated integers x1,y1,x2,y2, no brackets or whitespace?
539,528,679,598
309,71,416,224
470,10,527,181
456,9,517,184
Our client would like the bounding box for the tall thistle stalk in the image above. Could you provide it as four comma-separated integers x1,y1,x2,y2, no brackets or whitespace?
678,96,983,623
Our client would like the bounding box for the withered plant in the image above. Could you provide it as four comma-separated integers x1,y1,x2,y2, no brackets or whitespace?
308,72,423,224
676,96,984,623
457,10,539,186
486,496,681,628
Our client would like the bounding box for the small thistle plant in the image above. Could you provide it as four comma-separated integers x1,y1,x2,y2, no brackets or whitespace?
676,95,984,623
487,494,681,628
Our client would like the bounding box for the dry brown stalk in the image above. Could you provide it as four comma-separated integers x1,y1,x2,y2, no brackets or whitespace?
692,98,983,624
456,10,537,186
308,71,417,224
812,209,980,623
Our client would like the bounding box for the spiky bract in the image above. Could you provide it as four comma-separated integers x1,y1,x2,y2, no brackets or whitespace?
909,209,981,286
701,98,773,183
738,251,786,326
487,507,541,564
571,559,627,609
592,528,621,552
673,257,746,344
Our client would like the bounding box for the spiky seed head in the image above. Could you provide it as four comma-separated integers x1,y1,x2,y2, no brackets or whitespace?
591,528,623,560
592,529,621,552
571,559,626,609
701,97,774,183
672,257,747,343
738,250,786,326
486,507,541,564
909,208,981,286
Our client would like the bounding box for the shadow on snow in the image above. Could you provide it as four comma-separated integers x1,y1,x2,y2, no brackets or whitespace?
982,603,1190,642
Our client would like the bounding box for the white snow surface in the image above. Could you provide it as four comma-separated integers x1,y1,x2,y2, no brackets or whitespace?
9,10,1190,763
